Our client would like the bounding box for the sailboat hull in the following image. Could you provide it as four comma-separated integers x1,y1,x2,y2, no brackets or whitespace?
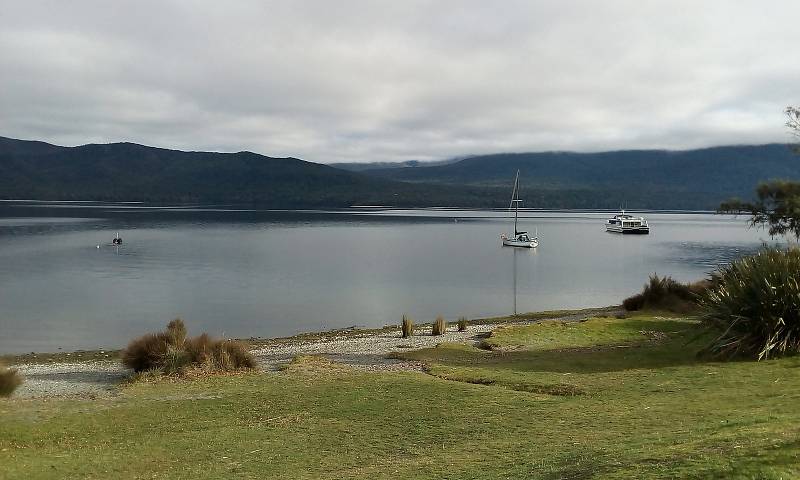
502,238,538,248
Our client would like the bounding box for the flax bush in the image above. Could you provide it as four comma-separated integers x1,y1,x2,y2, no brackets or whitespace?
699,248,800,360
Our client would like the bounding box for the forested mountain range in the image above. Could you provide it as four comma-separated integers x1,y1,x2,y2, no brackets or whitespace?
358,144,800,200
2,136,797,209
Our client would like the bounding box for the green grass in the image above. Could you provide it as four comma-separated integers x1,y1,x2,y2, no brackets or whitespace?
1,313,798,479
476,315,695,351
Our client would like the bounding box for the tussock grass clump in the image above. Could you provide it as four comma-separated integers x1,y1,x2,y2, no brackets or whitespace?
122,333,175,372
401,315,414,338
457,317,468,332
165,318,187,346
122,319,256,374
0,363,23,397
700,248,800,360
623,274,708,312
185,334,256,371
432,315,447,336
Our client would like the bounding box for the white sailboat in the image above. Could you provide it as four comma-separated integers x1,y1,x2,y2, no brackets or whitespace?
501,170,538,248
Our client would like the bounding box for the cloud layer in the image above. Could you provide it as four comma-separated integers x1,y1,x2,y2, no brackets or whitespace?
1,1,798,163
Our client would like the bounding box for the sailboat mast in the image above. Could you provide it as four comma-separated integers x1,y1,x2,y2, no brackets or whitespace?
513,170,520,235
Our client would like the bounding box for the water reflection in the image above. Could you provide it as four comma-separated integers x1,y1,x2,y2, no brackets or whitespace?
509,246,539,315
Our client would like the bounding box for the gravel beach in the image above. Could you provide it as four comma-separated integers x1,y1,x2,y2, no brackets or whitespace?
8,308,615,399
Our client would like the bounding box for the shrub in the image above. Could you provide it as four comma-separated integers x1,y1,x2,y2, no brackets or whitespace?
186,334,255,371
432,315,447,336
219,340,257,370
121,332,174,372
161,346,190,375
457,317,468,332
622,274,708,312
165,318,187,346
699,248,800,360
0,363,23,397
122,320,256,374
622,293,645,311
401,315,414,338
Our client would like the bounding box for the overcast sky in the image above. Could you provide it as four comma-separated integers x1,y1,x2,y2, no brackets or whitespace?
1,1,798,163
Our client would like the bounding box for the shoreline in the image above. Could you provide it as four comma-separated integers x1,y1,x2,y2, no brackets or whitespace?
1,306,619,366
6,306,620,399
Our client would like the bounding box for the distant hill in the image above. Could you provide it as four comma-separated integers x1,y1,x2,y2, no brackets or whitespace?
353,144,800,208
0,136,493,207
2,136,797,209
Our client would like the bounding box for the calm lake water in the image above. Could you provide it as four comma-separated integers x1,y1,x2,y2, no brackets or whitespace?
0,201,774,354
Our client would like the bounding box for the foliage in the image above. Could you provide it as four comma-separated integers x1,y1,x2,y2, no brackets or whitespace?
699,248,800,360
787,106,800,142
718,107,800,238
401,315,414,338
165,318,187,346
622,274,708,312
0,363,23,397
121,332,175,372
122,319,255,374
432,315,447,336
185,334,256,371
719,181,800,238
457,317,467,332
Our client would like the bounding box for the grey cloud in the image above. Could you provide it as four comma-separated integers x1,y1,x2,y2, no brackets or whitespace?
0,0,798,163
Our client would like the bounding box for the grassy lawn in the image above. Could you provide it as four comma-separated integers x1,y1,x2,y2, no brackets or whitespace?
1,313,798,479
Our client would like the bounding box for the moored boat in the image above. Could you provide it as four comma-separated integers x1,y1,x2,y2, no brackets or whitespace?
501,170,539,248
605,211,649,234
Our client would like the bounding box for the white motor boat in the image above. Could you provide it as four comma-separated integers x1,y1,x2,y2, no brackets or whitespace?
501,170,539,248
605,210,650,234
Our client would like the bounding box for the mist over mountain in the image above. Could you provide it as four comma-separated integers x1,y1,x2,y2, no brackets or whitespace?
352,144,800,207
330,158,462,172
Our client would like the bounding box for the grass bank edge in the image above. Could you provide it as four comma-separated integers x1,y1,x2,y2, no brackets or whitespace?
0,305,620,366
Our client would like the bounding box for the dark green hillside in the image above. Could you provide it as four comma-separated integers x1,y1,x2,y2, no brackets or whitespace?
2,136,796,209
0,137,490,207
362,144,800,203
